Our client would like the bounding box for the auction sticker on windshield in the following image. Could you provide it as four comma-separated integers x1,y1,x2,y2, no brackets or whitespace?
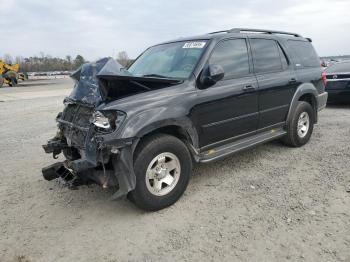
183,42,206,48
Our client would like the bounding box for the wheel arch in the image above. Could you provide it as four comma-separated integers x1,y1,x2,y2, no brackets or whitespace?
287,83,319,124
134,121,199,150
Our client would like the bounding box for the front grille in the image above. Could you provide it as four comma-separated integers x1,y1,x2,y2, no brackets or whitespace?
59,103,95,148
62,104,77,122
74,106,94,128
62,104,94,128
326,74,350,79
68,128,88,148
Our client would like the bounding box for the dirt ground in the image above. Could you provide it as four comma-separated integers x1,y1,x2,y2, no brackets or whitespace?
0,79,349,262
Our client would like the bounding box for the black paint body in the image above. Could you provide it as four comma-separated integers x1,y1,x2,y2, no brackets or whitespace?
43,29,328,198
101,33,327,150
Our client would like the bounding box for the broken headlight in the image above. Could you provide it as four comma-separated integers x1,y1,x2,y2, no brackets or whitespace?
91,111,126,131
92,111,111,129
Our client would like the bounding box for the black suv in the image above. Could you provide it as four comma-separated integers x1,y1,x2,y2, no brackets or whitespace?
43,28,328,211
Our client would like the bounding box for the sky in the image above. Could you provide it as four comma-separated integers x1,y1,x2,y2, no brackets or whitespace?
1,0,350,60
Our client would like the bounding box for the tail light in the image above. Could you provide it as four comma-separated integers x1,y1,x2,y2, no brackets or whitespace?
322,71,327,86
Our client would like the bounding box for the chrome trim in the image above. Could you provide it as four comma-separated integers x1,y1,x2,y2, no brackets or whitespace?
57,119,90,132
200,121,285,151
200,131,286,163
326,78,350,82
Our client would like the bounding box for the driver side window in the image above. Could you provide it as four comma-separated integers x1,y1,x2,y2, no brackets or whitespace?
209,39,250,80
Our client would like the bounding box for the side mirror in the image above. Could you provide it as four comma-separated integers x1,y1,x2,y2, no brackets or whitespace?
199,64,225,88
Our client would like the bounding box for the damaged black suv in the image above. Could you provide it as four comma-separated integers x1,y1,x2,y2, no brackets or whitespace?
43,28,328,211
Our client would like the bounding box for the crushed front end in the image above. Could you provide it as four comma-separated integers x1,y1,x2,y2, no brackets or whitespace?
42,99,138,199
42,58,137,199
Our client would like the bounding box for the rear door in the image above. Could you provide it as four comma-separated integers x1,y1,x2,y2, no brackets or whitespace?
191,38,259,148
249,38,298,129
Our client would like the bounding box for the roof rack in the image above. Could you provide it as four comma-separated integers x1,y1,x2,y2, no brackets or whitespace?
208,30,230,35
228,28,301,37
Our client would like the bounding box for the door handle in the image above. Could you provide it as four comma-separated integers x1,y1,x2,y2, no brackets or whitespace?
242,85,256,91
289,78,297,84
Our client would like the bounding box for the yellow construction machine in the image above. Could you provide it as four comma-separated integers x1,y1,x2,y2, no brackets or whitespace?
0,60,20,87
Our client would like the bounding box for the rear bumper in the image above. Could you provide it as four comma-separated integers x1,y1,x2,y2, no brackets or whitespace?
317,92,328,111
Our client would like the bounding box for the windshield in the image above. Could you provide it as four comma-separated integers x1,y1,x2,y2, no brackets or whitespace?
128,40,208,79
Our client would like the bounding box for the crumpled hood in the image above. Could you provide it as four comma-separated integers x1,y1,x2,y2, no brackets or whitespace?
69,57,130,106
68,57,181,107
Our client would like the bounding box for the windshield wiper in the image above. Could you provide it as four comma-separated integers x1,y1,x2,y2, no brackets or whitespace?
130,80,151,91
142,74,168,78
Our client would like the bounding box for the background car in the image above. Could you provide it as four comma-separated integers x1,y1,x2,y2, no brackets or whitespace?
325,61,350,103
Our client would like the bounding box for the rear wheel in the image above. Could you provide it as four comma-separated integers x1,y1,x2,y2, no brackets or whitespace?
129,134,192,211
282,101,314,147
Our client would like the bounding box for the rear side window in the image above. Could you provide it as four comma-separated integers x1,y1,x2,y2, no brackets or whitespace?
209,39,250,79
250,39,283,73
287,40,320,68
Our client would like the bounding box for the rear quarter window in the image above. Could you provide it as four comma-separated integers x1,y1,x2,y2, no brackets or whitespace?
287,40,320,68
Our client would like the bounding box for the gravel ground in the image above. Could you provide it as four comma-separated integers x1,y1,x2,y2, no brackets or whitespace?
0,79,349,262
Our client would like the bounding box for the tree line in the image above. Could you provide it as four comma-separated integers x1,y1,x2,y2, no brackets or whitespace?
1,51,132,72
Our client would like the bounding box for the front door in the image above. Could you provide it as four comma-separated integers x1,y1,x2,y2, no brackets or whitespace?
191,38,259,148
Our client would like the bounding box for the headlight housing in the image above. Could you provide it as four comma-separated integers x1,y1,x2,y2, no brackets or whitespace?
92,111,111,129
91,110,126,132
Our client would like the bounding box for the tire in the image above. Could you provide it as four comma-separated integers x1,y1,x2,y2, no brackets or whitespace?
129,134,192,211
9,78,16,87
282,101,314,147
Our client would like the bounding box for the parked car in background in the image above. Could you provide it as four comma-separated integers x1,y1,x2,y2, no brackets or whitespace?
325,61,350,103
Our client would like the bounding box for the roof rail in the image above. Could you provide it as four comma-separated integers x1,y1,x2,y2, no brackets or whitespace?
208,30,230,35
228,28,301,37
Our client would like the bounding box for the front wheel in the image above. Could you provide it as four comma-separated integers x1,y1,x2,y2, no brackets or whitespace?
282,101,314,147
129,134,192,211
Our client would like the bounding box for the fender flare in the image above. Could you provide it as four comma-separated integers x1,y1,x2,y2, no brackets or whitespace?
133,118,200,149
286,83,319,123
108,119,199,200
116,105,200,150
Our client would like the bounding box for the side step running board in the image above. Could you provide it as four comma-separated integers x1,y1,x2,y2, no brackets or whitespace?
198,128,286,163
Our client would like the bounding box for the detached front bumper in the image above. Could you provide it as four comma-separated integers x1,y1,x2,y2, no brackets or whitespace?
42,130,138,200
